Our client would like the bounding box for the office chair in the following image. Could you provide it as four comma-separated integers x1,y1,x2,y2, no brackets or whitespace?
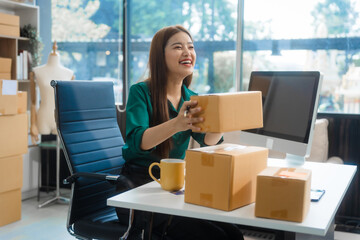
305,118,343,164
51,80,144,240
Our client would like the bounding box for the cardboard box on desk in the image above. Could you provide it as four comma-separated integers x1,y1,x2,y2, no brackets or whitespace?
0,189,21,226
0,12,20,37
185,143,268,211
0,113,28,158
190,91,263,133
0,79,18,115
255,167,311,222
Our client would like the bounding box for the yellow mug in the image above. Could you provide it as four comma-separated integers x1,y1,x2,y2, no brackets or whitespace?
148,159,185,191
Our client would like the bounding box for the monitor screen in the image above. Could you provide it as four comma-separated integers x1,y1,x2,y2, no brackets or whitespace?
239,71,322,163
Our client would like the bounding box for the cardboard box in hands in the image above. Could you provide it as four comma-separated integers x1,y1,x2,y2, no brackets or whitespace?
190,91,263,133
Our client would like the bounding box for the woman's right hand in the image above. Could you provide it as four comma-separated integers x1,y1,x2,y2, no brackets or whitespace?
141,100,204,150
175,100,204,132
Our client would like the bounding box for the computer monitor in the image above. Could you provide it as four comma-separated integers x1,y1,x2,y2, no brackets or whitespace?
239,71,322,165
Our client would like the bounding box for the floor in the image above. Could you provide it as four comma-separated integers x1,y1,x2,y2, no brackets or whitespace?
0,190,359,240
0,190,73,240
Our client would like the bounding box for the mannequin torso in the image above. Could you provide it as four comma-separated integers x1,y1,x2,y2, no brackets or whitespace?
30,42,74,143
33,54,73,135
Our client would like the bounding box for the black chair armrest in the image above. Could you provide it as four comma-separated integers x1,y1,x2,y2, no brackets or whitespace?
63,172,117,184
63,172,135,189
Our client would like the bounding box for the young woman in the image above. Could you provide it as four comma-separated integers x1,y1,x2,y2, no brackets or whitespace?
119,25,243,240
122,25,223,170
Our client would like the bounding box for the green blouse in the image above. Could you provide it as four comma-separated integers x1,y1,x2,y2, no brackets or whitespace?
122,81,216,167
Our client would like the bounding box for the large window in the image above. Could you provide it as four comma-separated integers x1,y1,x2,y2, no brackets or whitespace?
242,0,360,114
52,0,123,103
52,0,238,105
127,0,238,95
52,0,360,113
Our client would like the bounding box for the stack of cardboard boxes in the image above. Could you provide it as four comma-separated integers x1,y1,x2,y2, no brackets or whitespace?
0,79,28,226
0,12,20,37
184,92,311,223
185,92,269,210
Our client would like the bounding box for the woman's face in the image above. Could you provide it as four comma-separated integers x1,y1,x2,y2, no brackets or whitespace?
164,31,196,81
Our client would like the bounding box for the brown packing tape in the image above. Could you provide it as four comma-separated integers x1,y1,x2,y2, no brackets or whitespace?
274,168,295,175
200,193,213,207
270,177,290,187
274,168,283,176
275,168,309,179
201,153,214,167
270,210,288,218
279,171,308,179
17,91,27,114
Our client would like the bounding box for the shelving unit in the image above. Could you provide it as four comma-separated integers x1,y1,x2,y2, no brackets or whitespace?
0,0,38,81
0,0,40,201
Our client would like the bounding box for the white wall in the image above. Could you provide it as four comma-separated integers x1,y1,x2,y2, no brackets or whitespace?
22,146,40,200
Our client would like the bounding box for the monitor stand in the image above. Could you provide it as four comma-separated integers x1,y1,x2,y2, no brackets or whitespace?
284,153,306,167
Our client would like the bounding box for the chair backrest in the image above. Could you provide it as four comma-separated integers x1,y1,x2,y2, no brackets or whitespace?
52,80,125,227
305,118,329,162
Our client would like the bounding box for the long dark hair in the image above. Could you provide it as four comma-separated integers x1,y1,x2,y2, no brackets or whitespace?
148,25,193,158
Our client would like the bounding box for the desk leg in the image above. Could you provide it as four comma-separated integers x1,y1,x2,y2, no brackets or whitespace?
120,209,135,240
38,136,70,208
143,212,154,240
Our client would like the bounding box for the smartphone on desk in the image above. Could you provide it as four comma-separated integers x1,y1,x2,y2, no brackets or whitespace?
311,189,325,202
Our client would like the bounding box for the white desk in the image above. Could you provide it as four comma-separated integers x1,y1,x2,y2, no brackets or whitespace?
108,159,357,239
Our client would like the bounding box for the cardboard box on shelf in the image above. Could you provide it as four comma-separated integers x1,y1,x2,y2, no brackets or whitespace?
0,57,12,73
17,91,27,114
0,155,23,193
0,113,28,158
190,91,263,133
255,167,312,222
0,12,20,27
0,24,20,37
0,72,11,80
0,189,21,227
185,143,268,211
0,79,18,115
